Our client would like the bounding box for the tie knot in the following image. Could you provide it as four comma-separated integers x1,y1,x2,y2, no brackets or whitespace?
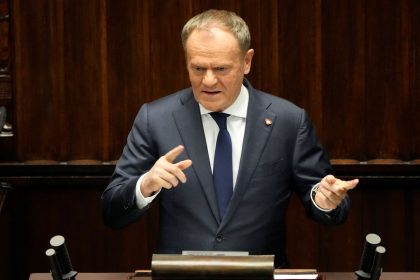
210,112,230,129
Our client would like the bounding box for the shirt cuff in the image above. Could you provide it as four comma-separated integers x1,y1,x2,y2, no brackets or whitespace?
310,183,334,213
135,172,160,209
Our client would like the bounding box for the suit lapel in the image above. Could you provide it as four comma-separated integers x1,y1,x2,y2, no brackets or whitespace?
172,91,220,223
220,86,276,229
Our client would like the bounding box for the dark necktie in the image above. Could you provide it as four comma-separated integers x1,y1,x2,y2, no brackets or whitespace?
210,112,233,220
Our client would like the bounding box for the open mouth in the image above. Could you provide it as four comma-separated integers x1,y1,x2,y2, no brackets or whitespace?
203,90,221,95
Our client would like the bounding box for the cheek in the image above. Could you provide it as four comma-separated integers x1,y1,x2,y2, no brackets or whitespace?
223,72,243,89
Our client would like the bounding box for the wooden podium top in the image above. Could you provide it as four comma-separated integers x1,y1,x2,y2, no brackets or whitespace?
29,272,420,280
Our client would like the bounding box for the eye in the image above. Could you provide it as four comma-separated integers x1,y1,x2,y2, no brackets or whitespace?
215,67,226,72
193,66,205,72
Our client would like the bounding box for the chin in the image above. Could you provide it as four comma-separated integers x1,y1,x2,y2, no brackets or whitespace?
203,105,222,112
199,100,225,112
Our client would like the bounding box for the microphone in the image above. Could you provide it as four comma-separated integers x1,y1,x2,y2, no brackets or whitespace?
0,106,13,214
355,233,385,280
48,235,78,280
0,106,13,137
46,248,62,280
0,106,6,130
370,246,386,280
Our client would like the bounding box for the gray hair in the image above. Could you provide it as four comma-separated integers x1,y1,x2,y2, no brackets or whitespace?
181,9,251,53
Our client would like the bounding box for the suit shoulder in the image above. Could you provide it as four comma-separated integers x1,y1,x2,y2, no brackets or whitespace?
132,88,194,124
254,89,304,115
147,87,193,109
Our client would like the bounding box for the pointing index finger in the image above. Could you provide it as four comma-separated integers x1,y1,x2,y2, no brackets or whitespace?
342,178,359,190
164,145,185,163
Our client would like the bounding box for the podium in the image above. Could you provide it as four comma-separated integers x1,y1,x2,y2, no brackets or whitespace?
148,254,275,279
35,251,420,280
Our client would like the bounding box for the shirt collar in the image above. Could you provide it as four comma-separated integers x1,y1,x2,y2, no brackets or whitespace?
199,84,249,118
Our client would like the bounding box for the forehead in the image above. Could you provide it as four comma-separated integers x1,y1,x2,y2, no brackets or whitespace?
185,27,242,63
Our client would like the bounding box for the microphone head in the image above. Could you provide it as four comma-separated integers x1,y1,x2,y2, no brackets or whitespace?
50,235,65,247
376,246,386,254
366,233,381,244
45,248,56,257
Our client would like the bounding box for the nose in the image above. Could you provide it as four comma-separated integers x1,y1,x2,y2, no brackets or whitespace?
202,70,217,87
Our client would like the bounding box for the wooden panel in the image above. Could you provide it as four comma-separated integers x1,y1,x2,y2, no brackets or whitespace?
106,0,153,159
12,0,108,161
321,0,366,159
286,193,320,268
148,0,191,96
13,0,65,160
61,0,108,160
364,0,411,159
276,0,323,131
9,0,420,161
244,1,281,96
409,0,420,159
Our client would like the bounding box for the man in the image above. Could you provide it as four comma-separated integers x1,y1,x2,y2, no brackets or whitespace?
102,9,358,267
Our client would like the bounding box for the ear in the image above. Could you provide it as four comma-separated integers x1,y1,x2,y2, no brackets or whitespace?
243,49,254,75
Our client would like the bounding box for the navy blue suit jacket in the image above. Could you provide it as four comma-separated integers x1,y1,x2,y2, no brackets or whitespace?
102,80,350,267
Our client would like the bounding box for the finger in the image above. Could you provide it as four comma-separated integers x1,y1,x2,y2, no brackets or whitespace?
324,174,336,185
164,145,185,163
315,189,337,209
342,178,359,190
324,183,349,202
157,159,191,185
144,171,176,192
319,176,336,191
158,177,178,189
155,165,182,187
170,160,192,183
318,185,342,205
176,159,192,170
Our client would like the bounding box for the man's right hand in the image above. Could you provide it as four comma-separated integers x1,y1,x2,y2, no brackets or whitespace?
140,145,192,198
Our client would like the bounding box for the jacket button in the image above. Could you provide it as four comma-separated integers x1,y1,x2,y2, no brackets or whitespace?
215,235,223,243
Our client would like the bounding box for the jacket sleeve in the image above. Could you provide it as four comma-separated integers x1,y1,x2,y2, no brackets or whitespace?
101,103,157,229
291,109,350,225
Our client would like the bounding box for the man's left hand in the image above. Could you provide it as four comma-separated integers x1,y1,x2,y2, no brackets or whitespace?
314,175,359,210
